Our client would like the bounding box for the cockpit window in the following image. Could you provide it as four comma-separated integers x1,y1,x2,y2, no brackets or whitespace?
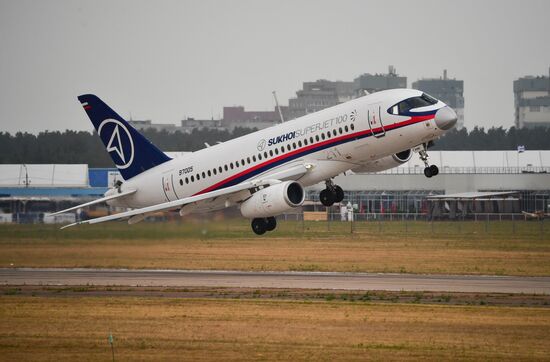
421,93,438,105
389,93,439,115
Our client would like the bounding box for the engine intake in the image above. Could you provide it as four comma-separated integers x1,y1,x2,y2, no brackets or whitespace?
240,181,305,218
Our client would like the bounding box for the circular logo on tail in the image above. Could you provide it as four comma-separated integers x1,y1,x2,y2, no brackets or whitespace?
98,119,135,169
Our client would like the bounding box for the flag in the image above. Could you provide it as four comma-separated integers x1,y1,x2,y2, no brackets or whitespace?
517,145,525,153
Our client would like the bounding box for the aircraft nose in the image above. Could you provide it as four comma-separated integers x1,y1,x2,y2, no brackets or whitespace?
434,106,457,130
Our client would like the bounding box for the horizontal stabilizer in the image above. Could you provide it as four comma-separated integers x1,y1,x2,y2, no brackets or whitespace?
48,189,136,216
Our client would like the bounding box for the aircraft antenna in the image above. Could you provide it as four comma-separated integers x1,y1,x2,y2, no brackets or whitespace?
272,91,285,123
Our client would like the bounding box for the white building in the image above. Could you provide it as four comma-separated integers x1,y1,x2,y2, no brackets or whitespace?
514,71,550,129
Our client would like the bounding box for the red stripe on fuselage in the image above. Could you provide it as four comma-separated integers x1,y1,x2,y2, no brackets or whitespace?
193,114,434,196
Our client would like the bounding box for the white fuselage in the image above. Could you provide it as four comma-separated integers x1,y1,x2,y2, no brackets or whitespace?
110,89,447,211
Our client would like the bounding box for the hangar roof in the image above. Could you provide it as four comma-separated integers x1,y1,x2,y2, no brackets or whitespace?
380,150,550,174
0,164,89,187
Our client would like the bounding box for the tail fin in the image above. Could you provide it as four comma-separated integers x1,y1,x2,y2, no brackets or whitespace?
78,94,171,180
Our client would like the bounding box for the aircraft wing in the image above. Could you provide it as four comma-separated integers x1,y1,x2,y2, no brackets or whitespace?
61,178,281,229
48,189,137,216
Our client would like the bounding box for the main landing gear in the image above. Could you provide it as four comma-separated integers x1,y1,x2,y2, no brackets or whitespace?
419,143,439,178
251,216,277,235
319,180,345,207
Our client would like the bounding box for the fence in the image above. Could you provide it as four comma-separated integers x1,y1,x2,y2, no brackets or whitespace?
279,212,549,238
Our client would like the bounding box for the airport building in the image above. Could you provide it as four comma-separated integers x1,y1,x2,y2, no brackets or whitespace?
221,106,286,131
1,151,549,223
179,118,226,133
287,79,355,120
353,65,407,96
127,119,179,133
412,70,465,129
514,70,550,129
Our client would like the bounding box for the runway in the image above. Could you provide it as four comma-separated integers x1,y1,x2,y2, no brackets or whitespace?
2,268,550,294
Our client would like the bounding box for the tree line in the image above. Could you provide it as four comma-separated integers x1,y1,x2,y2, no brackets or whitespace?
432,126,550,151
0,126,548,167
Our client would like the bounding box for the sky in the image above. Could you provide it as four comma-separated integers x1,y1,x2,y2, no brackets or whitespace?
0,0,549,134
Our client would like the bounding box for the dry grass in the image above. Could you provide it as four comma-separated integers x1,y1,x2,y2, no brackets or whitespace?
1,296,550,361
1,221,550,275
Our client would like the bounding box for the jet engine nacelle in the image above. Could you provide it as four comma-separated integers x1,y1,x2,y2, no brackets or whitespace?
240,181,305,218
353,149,412,173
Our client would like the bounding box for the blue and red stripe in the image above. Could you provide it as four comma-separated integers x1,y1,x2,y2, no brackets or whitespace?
194,112,436,195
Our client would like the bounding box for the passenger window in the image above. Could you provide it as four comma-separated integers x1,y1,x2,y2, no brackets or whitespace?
230,163,234,169
218,166,222,173
207,170,211,177
339,127,343,134
351,123,355,130
345,125,349,132
310,136,314,143
253,155,256,162
191,175,194,182
213,169,217,175
179,179,183,186
298,140,302,147
247,157,251,164
202,172,205,178
275,148,279,155
269,150,273,156
316,135,320,142
197,174,200,180
321,133,325,140
280,146,284,153
224,165,228,171
264,151,268,158
287,144,291,151
185,177,189,184
258,153,262,160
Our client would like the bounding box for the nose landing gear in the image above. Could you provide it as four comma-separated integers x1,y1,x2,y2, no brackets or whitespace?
419,144,439,178
319,180,345,207
251,216,277,235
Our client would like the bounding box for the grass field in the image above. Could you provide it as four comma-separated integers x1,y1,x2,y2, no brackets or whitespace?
1,220,550,275
1,295,550,361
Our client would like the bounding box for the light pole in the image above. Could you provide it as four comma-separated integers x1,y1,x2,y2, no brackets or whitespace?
21,164,30,188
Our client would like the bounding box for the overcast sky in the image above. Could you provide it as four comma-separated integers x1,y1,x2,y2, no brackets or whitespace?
1,0,549,134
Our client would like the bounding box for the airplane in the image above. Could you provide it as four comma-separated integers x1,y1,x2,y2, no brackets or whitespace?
51,89,457,234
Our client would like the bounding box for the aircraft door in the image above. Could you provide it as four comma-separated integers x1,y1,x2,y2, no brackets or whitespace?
161,172,180,202
367,103,386,138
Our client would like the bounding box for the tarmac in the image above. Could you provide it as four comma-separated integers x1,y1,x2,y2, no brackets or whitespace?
2,268,550,294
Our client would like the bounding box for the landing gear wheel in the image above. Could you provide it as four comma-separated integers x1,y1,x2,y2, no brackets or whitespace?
334,185,344,203
251,218,267,235
429,165,439,176
265,217,277,232
320,189,335,207
424,166,433,178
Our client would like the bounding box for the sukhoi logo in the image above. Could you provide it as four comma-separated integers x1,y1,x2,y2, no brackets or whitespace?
265,111,352,148
257,139,266,151
267,132,297,147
